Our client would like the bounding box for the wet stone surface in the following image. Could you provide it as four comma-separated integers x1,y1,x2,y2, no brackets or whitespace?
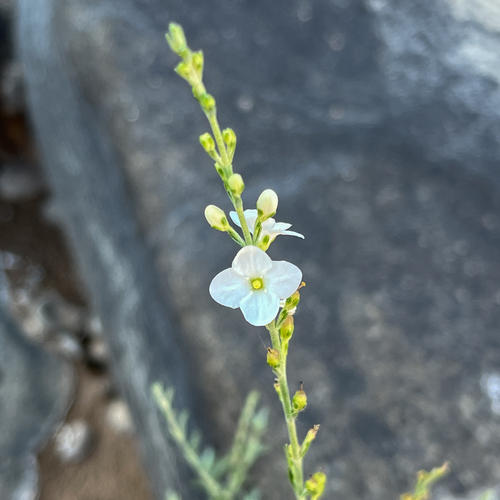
17,0,500,499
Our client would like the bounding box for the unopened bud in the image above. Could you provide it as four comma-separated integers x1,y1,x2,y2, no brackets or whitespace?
166,23,187,56
256,189,278,221
267,348,280,368
223,128,237,153
301,424,320,457
199,133,215,153
285,290,301,310
197,92,216,111
280,316,294,342
305,471,327,499
292,383,307,412
174,61,191,82
192,51,204,78
204,205,229,231
306,424,320,440
227,174,245,196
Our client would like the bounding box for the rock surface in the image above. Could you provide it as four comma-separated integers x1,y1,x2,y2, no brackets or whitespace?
17,0,500,499
0,269,74,500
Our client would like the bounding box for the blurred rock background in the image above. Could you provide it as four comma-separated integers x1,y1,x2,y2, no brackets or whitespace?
0,1,153,499
1,0,500,499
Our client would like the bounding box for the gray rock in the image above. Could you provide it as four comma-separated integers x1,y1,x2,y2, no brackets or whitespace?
1,61,26,114
53,331,84,361
17,0,500,499
105,399,135,436
54,420,94,463
0,163,44,203
0,270,74,500
86,336,109,366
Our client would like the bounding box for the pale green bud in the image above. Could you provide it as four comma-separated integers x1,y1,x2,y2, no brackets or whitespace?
197,92,216,111
222,128,237,153
166,23,187,56
256,189,278,221
199,133,215,153
227,174,245,196
174,61,191,83
267,348,280,368
204,205,229,231
192,51,204,78
280,316,294,342
292,383,307,412
305,471,327,499
285,288,302,310
301,424,320,458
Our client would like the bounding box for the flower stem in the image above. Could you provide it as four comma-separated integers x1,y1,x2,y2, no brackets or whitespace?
176,37,254,247
233,196,253,245
266,322,304,498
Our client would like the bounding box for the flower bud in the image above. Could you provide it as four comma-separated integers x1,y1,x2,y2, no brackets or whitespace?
280,316,294,342
165,23,187,56
227,174,245,196
256,189,278,221
285,289,301,310
223,128,237,156
199,133,215,153
267,348,280,368
192,51,204,78
197,92,216,111
292,383,307,412
204,205,229,231
174,61,191,82
305,471,327,499
301,424,320,457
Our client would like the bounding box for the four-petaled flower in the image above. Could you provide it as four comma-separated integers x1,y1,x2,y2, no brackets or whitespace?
209,245,302,326
230,209,304,244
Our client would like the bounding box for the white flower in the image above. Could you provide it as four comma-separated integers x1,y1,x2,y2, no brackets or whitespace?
229,209,304,243
256,189,278,220
209,245,302,326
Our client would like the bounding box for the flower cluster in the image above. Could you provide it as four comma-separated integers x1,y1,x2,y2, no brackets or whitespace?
207,189,304,327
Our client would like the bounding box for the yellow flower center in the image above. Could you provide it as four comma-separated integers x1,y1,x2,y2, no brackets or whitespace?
251,278,264,290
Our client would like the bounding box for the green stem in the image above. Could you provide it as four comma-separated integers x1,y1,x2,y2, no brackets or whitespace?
183,48,253,247
233,196,253,245
227,226,246,246
267,322,304,498
207,112,231,171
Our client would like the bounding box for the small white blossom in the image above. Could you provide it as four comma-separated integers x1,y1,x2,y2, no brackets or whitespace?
230,209,304,243
209,246,302,326
205,205,229,231
256,189,278,220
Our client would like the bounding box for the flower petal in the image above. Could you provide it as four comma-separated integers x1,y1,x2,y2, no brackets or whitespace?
266,261,302,299
209,268,250,308
240,290,280,326
232,245,272,277
280,229,304,239
229,210,257,233
272,222,292,231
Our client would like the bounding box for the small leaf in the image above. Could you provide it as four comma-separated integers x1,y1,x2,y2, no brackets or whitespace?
177,410,189,435
166,490,182,500
189,430,202,452
243,488,261,500
200,447,216,471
